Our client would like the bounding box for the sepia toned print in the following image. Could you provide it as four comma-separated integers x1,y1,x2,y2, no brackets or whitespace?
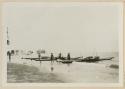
2,2,123,86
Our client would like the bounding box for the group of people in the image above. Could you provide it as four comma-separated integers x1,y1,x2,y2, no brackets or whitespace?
7,49,71,63
7,50,18,62
50,53,71,62
49,53,71,72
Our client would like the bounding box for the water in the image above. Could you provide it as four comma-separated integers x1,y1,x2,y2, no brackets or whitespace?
7,54,119,83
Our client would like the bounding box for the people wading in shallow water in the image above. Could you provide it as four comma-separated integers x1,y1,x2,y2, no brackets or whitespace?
7,51,11,62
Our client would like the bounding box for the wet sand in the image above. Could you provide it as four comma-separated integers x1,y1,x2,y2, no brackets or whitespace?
7,63,65,83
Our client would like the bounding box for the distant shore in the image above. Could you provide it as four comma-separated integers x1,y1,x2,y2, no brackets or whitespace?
7,63,65,83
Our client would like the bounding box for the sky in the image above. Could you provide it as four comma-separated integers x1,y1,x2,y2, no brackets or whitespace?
2,2,123,56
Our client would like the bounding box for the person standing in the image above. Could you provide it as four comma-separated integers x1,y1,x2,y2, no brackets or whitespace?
7,51,11,62
67,53,71,60
50,53,54,63
58,53,62,59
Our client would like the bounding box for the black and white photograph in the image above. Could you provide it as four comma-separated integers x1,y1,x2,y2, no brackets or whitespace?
2,2,123,86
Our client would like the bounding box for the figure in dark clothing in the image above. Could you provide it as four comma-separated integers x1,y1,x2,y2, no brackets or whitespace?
7,51,11,62
11,50,14,55
58,53,62,59
50,53,54,63
67,53,71,60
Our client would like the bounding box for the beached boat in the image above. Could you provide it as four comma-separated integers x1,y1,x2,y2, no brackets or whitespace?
61,60,73,64
82,56,100,62
76,56,113,63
